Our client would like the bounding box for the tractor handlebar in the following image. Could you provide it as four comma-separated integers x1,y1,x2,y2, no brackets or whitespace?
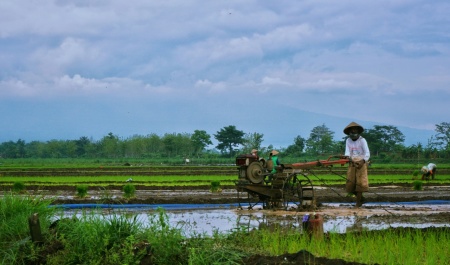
282,155,350,170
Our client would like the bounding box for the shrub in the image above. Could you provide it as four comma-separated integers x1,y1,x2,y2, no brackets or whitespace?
413,180,423,191
123,184,136,199
12,182,26,193
76,185,88,198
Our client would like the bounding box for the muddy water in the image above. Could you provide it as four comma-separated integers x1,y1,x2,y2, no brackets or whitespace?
57,201,450,236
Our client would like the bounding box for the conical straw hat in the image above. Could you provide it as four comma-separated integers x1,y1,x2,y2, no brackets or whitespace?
343,122,364,135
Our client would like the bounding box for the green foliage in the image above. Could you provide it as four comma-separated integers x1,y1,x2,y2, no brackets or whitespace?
2,122,450,162
76,185,88,198
241,132,264,154
214,125,245,157
364,125,405,154
1,196,449,265
0,194,55,264
144,208,187,264
413,180,423,191
284,135,305,157
191,130,213,156
305,124,335,155
12,181,26,193
227,226,450,265
188,241,245,265
123,184,136,198
210,181,221,193
434,122,450,150
47,211,145,264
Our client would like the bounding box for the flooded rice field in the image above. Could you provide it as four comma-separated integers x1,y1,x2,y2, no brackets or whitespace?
55,200,450,236
4,184,450,236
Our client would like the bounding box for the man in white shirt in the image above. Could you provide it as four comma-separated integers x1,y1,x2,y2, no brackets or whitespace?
421,163,437,180
343,122,370,207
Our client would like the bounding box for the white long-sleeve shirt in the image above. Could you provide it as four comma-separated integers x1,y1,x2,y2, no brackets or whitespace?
345,136,370,162
427,163,436,171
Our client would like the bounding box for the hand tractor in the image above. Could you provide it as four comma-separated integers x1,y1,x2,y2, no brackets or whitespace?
235,154,350,210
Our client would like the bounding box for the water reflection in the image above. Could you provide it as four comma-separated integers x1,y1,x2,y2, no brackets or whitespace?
56,201,450,236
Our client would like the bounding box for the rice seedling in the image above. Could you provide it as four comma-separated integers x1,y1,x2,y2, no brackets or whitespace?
12,181,26,193
75,185,88,198
123,184,136,198
210,180,222,192
413,180,423,190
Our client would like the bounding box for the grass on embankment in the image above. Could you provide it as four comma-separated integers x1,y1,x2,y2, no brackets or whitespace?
1,194,448,264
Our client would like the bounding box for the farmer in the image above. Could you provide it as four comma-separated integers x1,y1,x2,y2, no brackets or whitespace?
269,150,281,173
251,149,259,158
343,122,371,207
265,150,281,183
421,163,437,180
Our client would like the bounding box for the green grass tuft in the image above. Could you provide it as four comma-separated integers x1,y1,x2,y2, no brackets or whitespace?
76,185,88,198
413,180,423,191
123,184,136,199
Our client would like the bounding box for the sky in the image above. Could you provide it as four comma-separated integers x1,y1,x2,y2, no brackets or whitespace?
1,0,449,149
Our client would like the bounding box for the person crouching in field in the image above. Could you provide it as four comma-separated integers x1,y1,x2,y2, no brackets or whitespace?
421,163,437,180
343,122,371,207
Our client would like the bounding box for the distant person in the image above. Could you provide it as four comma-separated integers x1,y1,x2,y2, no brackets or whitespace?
251,149,258,157
269,150,281,174
265,150,281,184
343,122,370,207
421,163,437,180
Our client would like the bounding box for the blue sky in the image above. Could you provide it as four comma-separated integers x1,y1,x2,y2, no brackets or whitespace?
1,1,449,148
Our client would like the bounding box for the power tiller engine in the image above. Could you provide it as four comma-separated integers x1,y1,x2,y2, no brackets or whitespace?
235,154,349,210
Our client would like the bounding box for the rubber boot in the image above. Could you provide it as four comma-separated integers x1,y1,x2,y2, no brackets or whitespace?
356,192,363,207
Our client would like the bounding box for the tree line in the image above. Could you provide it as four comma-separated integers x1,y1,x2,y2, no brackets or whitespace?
1,122,449,162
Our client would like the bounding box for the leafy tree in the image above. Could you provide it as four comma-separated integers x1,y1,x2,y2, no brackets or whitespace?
43,140,67,158
0,141,17,158
16,139,26,158
26,141,46,158
146,133,163,154
161,133,192,157
214,125,245,157
242,132,264,154
364,125,405,156
99,132,121,158
305,124,335,155
402,143,423,160
123,135,147,158
434,122,450,150
330,140,346,155
76,136,91,157
285,135,305,157
191,130,213,157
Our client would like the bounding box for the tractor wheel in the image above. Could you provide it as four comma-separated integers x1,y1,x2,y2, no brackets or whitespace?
246,162,264,184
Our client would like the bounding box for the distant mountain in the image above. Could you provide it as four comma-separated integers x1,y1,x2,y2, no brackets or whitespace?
226,106,435,149
0,101,436,148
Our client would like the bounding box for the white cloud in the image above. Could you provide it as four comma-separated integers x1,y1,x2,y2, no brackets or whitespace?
194,79,227,93
1,0,449,142
29,38,105,76
261,76,291,86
